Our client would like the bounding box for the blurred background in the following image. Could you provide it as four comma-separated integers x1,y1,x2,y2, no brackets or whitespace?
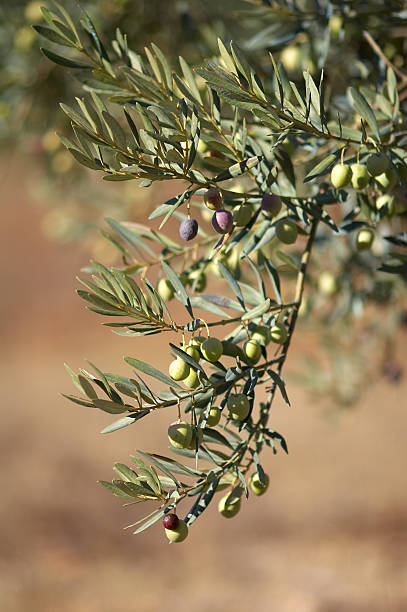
1,2,407,611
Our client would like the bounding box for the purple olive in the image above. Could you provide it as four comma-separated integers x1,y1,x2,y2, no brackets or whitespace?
162,513,179,530
211,209,234,234
179,218,198,241
261,194,282,218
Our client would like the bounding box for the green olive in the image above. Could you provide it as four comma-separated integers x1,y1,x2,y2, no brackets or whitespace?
243,339,262,364
169,359,190,381
188,269,206,292
201,338,223,362
275,219,298,244
185,345,200,362
318,271,339,296
376,194,395,218
168,421,192,449
251,325,271,346
356,229,375,251
157,278,175,301
165,519,189,542
183,368,200,389
351,164,370,189
233,204,252,227
206,406,221,427
218,493,241,518
227,394,250,421
249,472,270,496
269,322,288,344
375,168,398,191
330,163,351,188
366,153,389,177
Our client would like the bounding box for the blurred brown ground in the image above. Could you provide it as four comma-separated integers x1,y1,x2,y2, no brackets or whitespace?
0,156,406,612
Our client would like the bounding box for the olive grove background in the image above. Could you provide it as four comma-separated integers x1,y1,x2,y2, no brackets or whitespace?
1,1,406,611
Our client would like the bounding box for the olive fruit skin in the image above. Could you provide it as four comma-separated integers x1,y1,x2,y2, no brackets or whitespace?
330,164,351,188
201,338,223,363
227,394,250,421
249,473,270,496
169,359,190,381
188,427,203,449
280,45,301,73
243,339,262,364
204,187,223,210
356,229,375,251
318,271,338,296
269,322,288,344
376,194,395,217
168,421,193,449
351,164,370,189
366,153,389,177
261,194,282,218
233,204,252,227
162,513,179,530
206,406,221,427
375,168,398,191
179,218,198,241
251,325,271,346
165,519,189,543
218,494,241,518
183,368,200,389
189,336,205,349
188,269,206,292
185,345,201,362
212,209,234,234
157,278,175,301
275,219,298,244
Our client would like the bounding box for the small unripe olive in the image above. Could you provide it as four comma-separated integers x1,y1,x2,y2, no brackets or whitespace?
183,368,200,389
233,204,252,227
227,394,250,421
330,164,351,188
356,229,375,251
206,406,221,427
251,325,271,346
188,269,206,292
185,345,200,362
275,219,298,244
218,494,241,518
165,519,188,543
243,339,262,364
376,194,395,217
318,271,338,296
188,427,203,449
157,278,174,301
168,421,192,449
24,1,44,22
351,164,370,189
261,194,282,218
375,168,398,191
366,153,389,177
329,14,342,35
249,472,270,496
169,359,190,381
189,336,205,348
280,45,301,73
204,187,223,210
201,338,223,362
269,322,288,344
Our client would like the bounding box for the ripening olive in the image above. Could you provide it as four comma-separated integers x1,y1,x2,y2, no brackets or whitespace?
204,187,223,210
275,219,298,244
169,359,190,381
366,153,389,177
261,194,282,218
330,164,351,188
269,322,288,344
249,472,270,496
201,338,223,363
168,421,192,449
